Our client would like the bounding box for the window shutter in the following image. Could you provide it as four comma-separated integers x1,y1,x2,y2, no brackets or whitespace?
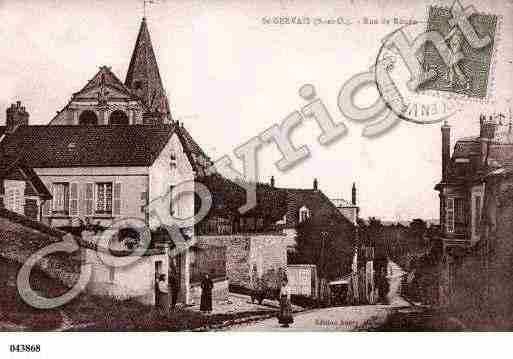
51,183,57,211
69,183,78,217
446,198,454,233
43,185,53,217
113,182,121,216
79,183,86,217
85,183,94,216
42,199,51,217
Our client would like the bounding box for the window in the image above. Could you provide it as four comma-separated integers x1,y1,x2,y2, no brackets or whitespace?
454,198,465,224
78,110,98,126
169,185,176,216
53,183,69,214
445,198,454,233
96,182,113,214
170,152,177,168
299,205,310,223
109,266,115,282
109,110,129,125
474,196,482,235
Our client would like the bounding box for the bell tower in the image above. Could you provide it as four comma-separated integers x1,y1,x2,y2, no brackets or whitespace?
125,17,172,124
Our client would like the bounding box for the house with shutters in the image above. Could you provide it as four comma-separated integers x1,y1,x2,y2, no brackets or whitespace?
433,114,513,324
0,17,202,305
0,122,195,230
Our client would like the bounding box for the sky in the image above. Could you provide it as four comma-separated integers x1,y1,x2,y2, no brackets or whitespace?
0,0,512,221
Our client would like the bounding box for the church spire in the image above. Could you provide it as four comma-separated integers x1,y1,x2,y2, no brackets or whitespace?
125,17,171,122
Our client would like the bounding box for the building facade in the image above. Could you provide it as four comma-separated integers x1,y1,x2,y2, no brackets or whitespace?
434,114,513,326
0,17,198,305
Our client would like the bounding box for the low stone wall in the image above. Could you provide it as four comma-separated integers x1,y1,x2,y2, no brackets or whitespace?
0,216,80,288
190,277,229,305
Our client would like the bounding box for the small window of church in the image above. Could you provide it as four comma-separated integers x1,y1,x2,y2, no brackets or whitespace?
109,110,129,125
79,110,98,126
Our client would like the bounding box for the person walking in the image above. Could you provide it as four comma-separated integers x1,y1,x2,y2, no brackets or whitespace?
278,278,293,328
200,273,213,314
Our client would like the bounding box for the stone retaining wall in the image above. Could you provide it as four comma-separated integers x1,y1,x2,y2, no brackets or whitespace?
0,217,80,288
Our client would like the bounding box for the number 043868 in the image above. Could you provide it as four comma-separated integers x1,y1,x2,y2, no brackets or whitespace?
9,344,41,353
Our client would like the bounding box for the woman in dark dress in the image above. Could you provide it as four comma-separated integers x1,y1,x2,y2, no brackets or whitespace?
278,278,293,327
200,274,214,314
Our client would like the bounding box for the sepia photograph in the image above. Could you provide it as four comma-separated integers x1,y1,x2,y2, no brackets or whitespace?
0,0,512,357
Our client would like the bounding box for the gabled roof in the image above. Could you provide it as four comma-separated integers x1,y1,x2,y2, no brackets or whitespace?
176,125,213,176
0,156,52,199
74,66,133,98
125,18,170,115
277,187,354,229
0,124,176,168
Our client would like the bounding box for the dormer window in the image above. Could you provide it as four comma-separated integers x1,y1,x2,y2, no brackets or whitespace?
299,205,310,223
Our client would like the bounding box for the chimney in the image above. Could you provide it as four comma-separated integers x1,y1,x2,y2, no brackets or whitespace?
6,101,29,134
313,178,318,190
441,120,451,181
352,182,357,206
270,176,275,188
479,114,498,167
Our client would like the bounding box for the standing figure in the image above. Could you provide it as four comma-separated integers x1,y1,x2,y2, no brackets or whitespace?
169,265,179,311
156,274,170,314
200,273,214,314
278,278,293,328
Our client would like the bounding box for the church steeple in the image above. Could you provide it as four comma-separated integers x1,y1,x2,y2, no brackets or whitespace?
125,17,171,122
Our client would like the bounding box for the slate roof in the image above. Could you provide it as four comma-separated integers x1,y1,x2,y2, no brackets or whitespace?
195,174,287,221
452,138,480,158
443,124,513,186
452,126,513,159
125,18,170,115
176,125,213,176
277,187,354,229
0,124,176,168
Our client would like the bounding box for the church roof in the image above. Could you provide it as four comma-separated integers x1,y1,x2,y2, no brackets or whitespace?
74,66,133,98
125,18,170,116
0,124,176,168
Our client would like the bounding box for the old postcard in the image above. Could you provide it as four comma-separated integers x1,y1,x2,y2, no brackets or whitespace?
0,0,513,356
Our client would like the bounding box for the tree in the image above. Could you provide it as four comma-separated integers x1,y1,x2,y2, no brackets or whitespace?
409,218,428,246
290,214,354,280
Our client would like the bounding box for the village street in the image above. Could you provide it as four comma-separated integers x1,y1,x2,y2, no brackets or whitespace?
227,261,410,331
